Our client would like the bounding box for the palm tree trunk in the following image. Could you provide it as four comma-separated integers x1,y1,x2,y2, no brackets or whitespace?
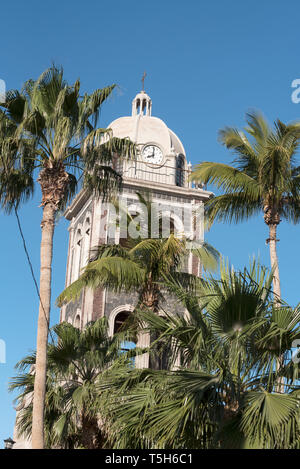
268,224,281,303
31,202,56,449
141,276,160,313
81,413,103,449
268,223,284,393
31,164,69,448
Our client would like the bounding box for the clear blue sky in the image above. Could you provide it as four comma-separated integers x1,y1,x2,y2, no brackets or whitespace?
1,0,300,445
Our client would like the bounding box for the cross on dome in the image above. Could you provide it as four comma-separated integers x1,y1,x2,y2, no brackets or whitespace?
141,71,147,91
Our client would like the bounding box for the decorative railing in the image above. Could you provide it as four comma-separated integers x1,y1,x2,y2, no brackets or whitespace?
115,158,206,190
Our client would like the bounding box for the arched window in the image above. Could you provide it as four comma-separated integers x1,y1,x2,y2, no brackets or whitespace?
136,99,141,114
113,311,136,364
120,203,144,244
74,313,81,329
158,216,175,238
159,211,184,239
176,154,185,187
81,217,91,269
72,228,82,282
113,311,130,334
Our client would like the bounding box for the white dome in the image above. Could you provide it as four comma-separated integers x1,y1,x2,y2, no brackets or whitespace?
107,91,186,159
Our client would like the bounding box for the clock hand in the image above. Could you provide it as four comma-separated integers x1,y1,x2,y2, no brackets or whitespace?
147,148,154,159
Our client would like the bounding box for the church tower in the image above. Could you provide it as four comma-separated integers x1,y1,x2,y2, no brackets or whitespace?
60,89,213,365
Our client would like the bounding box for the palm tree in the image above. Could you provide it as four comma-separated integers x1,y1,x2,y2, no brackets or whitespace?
57,193,219,316
10,317,134,449
99,260,300,449
1,65,135,448
191,112,300,304
0,108,35,210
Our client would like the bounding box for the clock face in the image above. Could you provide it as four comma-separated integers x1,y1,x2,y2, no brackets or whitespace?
142,145,163,164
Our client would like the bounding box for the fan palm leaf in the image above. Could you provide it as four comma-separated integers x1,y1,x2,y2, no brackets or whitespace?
191,111,300,305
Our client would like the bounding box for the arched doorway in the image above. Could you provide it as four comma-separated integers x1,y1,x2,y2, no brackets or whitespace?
113,310,136,361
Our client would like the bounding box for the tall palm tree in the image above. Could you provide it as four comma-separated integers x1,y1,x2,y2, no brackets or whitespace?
191,112,300,304
1,65,135,448
99,261,300,449
57,193,219,315
10,317,134,449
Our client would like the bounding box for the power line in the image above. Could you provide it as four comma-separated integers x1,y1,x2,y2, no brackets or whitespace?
14,205,55,345
0,146,55,345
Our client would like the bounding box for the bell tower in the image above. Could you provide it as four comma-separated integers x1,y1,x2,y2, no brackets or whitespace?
132,90,152,116
60,90,213,366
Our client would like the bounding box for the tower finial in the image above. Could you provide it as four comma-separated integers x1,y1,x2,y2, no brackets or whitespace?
141,71,147,91
132,87,152,116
